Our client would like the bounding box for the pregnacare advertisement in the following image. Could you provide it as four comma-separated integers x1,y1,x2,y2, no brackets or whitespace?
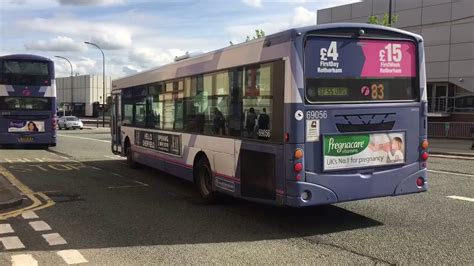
8,120,45,132
323,132,405,171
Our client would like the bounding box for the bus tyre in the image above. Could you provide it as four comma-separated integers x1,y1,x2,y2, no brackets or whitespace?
126,145,138,169
195,157,216,203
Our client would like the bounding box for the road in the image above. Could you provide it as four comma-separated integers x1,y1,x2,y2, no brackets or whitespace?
0,129,473,265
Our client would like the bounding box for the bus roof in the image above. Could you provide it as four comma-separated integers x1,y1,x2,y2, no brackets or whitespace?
0,54,52,62
112,23,422,91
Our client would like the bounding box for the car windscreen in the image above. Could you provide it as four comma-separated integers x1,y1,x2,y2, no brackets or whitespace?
0,97,52,111
66,117,79,121
1,60,52,86
305,36,418,103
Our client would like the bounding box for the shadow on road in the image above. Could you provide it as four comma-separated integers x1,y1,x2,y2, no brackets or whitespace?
2,158,383,251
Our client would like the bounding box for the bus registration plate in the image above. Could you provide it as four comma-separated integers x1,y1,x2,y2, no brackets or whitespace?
18,136,34,143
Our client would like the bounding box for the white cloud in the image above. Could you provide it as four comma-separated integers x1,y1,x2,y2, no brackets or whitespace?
57,0,125,6
54,56,98,77
128,47,186,69
24,36,86,52
226,6,316,42
122,65,140,76
242,0,262,8
18,15,133,50
291,6,316,27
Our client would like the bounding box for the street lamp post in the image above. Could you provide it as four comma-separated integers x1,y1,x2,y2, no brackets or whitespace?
388,0,393,26
54,56,73,115
84,41,106,127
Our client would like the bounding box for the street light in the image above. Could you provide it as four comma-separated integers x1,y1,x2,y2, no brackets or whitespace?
84,41,106,127
388,0,393,26
54,55,73,115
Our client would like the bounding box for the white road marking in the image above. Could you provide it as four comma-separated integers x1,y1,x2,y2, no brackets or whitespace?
133,180,149,186
112,173,124,177
57,250,88,265
21,211,39,220
58,134,109,143
428,169,474,178
447,195,474,202
42,233,67,246
29,221,52,232
430,154,474,160
11,254,38,266
0,224,14,234
107,185,147,189
0,236,25,250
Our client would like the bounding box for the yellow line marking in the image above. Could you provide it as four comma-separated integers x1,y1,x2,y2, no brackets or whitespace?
0,165,55,219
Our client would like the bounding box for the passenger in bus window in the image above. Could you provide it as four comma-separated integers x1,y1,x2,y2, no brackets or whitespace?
213,107,226,135
257,107,270,140
245,107,257,138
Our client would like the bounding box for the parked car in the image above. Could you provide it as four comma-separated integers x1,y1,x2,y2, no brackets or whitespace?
58,116,83,130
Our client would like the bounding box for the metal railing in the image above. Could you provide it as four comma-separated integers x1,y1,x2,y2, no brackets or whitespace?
428,122,474,139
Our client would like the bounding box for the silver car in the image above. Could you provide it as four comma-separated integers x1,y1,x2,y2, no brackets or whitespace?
58,116,84,130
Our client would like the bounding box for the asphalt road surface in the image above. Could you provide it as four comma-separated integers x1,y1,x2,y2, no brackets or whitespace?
0,129,473,265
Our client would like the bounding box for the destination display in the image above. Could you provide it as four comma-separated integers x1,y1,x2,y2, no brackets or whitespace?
305,37,418,102
135,130,181,156
8,120,45,132
323,132,405,171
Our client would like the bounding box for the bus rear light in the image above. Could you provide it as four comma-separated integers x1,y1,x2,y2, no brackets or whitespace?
294,162,303,172
284,133,290,142
52,115,58,130
421,151,429,161
295,175,302,181
294,149,303,159
416,177,424,187
421,140,429,149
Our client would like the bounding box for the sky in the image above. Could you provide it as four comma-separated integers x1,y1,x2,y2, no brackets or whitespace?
0,0,359,79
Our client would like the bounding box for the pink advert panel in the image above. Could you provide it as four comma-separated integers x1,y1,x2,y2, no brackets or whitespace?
360,40,416,78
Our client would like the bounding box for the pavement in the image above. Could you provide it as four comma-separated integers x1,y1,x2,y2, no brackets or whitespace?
429,138,474,157
0,173,23,210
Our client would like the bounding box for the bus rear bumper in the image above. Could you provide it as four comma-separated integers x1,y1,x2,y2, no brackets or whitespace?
0,132,56,146
285,169,427,207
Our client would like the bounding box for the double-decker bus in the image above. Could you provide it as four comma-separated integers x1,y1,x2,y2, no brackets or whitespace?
111,23,429,207
0,54,57,148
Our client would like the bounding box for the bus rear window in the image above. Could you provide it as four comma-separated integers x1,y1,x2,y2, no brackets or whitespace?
1,60,51,86
0,97,52,111
304,36,418,103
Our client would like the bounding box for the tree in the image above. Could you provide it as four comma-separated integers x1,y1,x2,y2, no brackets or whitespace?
230,29,266,46
368,13,398,26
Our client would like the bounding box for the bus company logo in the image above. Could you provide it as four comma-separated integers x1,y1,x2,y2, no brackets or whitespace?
361,86,370,96
22,89,31,96
324,135,369,156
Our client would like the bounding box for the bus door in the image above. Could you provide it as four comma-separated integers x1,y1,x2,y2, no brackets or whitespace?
111,93,122,155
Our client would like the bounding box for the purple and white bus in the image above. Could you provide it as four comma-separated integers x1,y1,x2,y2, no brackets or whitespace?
111,24,429,207
0,54,57,148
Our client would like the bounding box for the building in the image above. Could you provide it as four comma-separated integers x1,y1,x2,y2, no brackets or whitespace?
56,74,112,117
317,0,474,137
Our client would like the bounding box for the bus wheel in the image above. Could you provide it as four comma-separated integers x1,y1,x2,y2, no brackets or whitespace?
195,157,215,202
126,144,138,169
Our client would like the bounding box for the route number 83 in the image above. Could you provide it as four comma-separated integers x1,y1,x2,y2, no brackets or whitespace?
371,84,384,100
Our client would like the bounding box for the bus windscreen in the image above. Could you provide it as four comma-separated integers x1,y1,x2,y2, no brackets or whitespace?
305,37,418,103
